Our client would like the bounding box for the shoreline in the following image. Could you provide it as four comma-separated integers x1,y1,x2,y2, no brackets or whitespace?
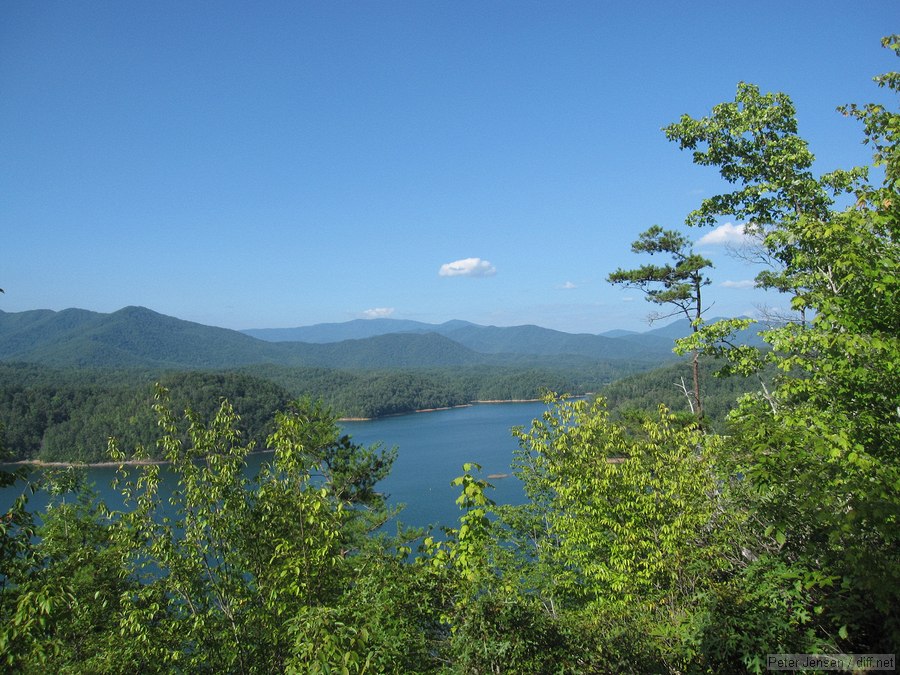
1,458,170,469
4,398,562,468
339,403,473,422
338,397,550,422
472,398,543,404
337,403,473,422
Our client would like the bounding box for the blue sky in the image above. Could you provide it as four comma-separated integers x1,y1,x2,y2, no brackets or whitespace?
1,2,895,333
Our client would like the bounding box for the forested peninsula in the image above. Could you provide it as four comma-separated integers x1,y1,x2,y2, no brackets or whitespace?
0,361,654,463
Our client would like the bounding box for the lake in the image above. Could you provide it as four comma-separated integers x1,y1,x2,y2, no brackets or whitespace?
1,401,548,532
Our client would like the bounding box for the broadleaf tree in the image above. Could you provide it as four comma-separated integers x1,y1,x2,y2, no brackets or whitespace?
666,35,900,652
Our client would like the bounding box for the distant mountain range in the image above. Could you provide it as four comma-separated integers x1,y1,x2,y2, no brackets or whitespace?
0,306,738,371
241,317,688,358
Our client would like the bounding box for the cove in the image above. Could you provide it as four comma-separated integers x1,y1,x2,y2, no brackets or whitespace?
343,401,545,530
1,401,548,532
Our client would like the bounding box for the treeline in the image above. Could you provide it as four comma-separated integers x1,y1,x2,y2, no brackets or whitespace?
0,361,629,462
247,362,631,417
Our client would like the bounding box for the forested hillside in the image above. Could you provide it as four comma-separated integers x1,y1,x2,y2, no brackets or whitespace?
0,306,286,368
249,361,641,417
0,306,683,463
245,317,684,361
0,307,491,369
242,317,459,342
0,360,633,462
0,306,679,369
0,365,293,463
600,357,777,430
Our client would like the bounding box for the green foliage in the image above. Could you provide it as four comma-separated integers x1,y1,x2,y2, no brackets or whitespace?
663,35,900,652
839,36,900,189
421,36,900,670
698,556,839,673
100,387,410,672
608,226,712,324
420,461,602,674
0,429,39,669
1,388,437,673
663,82,862,233
601,354,775,431
0,472,133,673
510,396,744,669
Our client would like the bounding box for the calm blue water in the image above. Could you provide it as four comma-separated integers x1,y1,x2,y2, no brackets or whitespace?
1,402,547,532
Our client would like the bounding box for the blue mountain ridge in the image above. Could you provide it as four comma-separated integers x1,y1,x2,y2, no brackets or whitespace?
0,307,761,370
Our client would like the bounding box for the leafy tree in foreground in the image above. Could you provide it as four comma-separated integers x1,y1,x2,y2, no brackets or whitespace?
1,389,434,673
107,387,425,673
669,35,900,653
0,426,40,668
509,396,748,671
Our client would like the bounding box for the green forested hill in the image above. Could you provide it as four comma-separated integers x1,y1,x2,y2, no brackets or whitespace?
293,331,483,368
435,322,674,360
0,307,487,369
245,361,634,419
0,305,766,461
0,305,685,461
0,308,103,357
0,306,678,369
0,364,294,462
242,317,453,342
0,306,287,368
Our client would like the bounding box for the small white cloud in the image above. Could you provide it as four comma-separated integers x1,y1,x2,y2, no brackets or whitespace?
622,296,635,302
557,281,577,290
438,257,497,277
362,307,395,319
720,279,756,289
697,222,752,246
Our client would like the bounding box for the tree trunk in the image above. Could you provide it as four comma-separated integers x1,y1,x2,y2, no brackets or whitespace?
692,278,704,420
691,349,703,419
